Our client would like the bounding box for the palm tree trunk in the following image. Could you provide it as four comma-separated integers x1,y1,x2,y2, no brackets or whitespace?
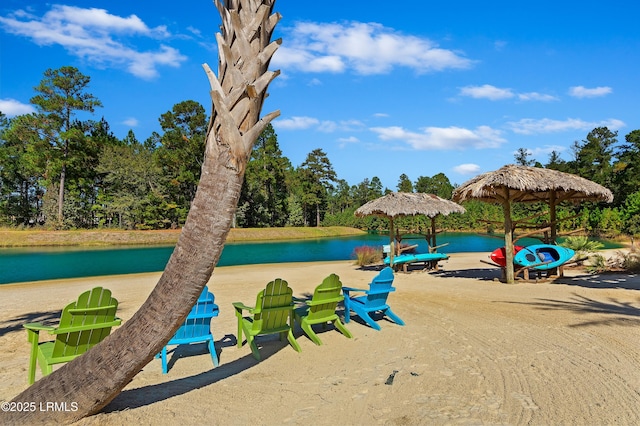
6,1,281,423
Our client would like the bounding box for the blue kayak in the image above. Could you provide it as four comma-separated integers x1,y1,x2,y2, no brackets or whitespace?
383,252,449,266
513,244,575,270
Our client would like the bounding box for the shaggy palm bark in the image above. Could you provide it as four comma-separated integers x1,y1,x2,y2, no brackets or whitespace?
6,1,280,423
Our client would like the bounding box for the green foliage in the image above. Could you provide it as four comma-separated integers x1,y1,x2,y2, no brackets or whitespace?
30,66,103,227
622,191,640,236
296,148,337,226
285,195,305,227
238,124,290,227
612,130,640,205
514,147,535,166
153,100,207,225
95,142,166,229
353,245,382,266
585,254,608,274
414,173,454,199
559,235,604,252
571,127,617,188
545,150,570,172
5,67,640,236
396,173,413,192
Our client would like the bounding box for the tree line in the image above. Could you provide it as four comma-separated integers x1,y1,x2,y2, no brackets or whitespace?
1,66,639,238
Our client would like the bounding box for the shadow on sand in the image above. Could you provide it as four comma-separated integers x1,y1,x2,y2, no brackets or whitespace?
500,293,640,328
434,264,640,291
102,310,352,413
0,310,61,338
102,331,296,413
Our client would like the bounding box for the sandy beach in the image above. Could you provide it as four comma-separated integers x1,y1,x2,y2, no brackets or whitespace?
1,252,639,425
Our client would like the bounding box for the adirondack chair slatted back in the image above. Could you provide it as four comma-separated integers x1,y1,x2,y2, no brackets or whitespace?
363,267,395,309
252,279,293,332
306,274,344,321
173,287,218,340
52,287,119,359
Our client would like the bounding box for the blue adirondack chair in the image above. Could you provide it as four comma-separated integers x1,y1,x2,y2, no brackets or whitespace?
342,267,405,331
157,286,219,374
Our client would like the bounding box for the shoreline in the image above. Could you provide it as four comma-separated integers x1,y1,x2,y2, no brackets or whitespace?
2,254,639,424
1,226,631,249
0,226,367,248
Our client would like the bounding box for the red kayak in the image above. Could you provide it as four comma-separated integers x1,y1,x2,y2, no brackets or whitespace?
489,246,524,267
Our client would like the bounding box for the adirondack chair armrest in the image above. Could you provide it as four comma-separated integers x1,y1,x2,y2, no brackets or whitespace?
232,302,254,314
367,287,396,296
23,322,56,332
342,286,365,293
24,323,56,346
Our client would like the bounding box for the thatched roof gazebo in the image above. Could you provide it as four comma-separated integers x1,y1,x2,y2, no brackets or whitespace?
452,165,613,283
355,192,466,265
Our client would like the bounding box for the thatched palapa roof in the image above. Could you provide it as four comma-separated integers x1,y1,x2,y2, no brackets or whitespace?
355,192,466,219
453,165,613,204
452,164,613,284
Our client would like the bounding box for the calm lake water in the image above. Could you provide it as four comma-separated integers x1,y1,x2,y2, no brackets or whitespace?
0,233,622,285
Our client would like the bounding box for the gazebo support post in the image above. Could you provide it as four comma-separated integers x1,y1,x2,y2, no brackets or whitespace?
389,217,395,267
548,190,559,277
430,217,437,250
502,197,515,284
549,190,557,244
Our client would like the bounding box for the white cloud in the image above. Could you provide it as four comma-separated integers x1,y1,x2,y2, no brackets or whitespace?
275,116,364,133
453,164,481,175
517,92,559,102
459,84,514,100
0,98,35,116
569,86,612,98
373,113,389,118
338,136,359,143
338,136,359,148
370,125,506,150
459,85,558,102
274,47,344,73
274,116,320,130
494,40,507,51
122,117,139,127
186,26,201,37
507,117,625,135
272,21,474,75
319,120,338,132
0,5,186,79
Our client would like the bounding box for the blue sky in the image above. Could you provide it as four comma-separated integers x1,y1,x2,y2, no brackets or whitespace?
1,1,638,190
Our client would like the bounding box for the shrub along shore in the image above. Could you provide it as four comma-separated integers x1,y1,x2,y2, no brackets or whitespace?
0,226,366,248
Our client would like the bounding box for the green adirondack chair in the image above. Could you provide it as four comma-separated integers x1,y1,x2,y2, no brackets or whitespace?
232,278,301,361
24,287,121,384
294,273,353,345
